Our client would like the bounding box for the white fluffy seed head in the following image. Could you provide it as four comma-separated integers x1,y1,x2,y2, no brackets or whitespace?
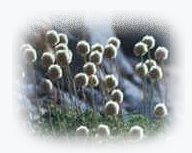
91,43,104,53
45,30,59,46
88,75,99,87
111,89,124,104
83,62,97,75
104,74,118,91
55,43,68,51
155,46,169,61
135,62,148,78
39,79,53,94
105,100,119,116
104,44,117,59
20,44,33,52
145,59,157,69
41,52,55,69
23,48,37,64
58,33,68,44
154,103,168,118
56,49,72,66
76,40,90,56
74,72,89,87
97,124,110,137
48,64,62,80
76,126,89,136
89,50,103,65
149,65,163,81
142,35,155,49
128,125,144,142
107,37,121,49
133,41,148,56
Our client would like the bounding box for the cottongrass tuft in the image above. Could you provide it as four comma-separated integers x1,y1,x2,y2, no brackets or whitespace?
145,59,157,69
58,33,68,44
76,40,90,56
104,44,117,59
154,103,168,118
45,30,59,46
56,50,72,66
83,62,97,75
133,41,148,56
149,65,163,81
142,35,155,49
88,75,99,87
76,126,89,136
135,62,148,78
39,78,53,94
23,47,37,64
48,64,62,81
55,43,68,51
111,89,124,104
155,46,169,61
74,72,89,87
97,124,110,137
107,37,121,49
128,125,144,142
104,74,118,91
20,44,33,52
89,50,103,65
41,52,55,69
91,43,104,53
105,100,119,116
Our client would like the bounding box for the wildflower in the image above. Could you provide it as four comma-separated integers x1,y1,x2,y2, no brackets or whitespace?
39,79,53,94
149,65,163,81
74,72,89,87
155,46,169,61
135,62,148,78
105,100,119,116
56,49,72,66
41,52,55,69
76,40,90,56
48,64,62,80
133,41,148,56
97,124,110,137
91,43,104,53
45,30,59,46
104,44,117,59
154,103,168,118
111,89,124,104
145,59,157,69
107,37,121,49
89,50,103,65
58,33,68,44
104,74,118,91
76,126,89,136
23,47,37,64
55,43,68,51
83,62,97,75
88,75,99,87
142,35,155,49
128,125,144,142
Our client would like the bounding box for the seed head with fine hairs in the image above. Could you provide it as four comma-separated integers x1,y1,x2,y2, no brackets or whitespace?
88,75,99,87
111,89,124,104
39,78,53,94
89,50,103,65
48,64,62,81
58,33,68,45
55,43,68,51
45,30,59,47
76,40,90,56
76,126,89,137
74,72,89,87
149,65,163,81
128,125,144,142
105,100,119,116
135,62,148,78
154,103,168,118
104,44,117,59
41,52,55,69
97,124,110,137
83,62,97,75
107,37,121,49
23,47,37,64
56,50,72,66
155,46,169,61
133,41,148,56
104,74,118,91
145,59,157,69
20,44,33,52
142,35,155,49
91,43,104,53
